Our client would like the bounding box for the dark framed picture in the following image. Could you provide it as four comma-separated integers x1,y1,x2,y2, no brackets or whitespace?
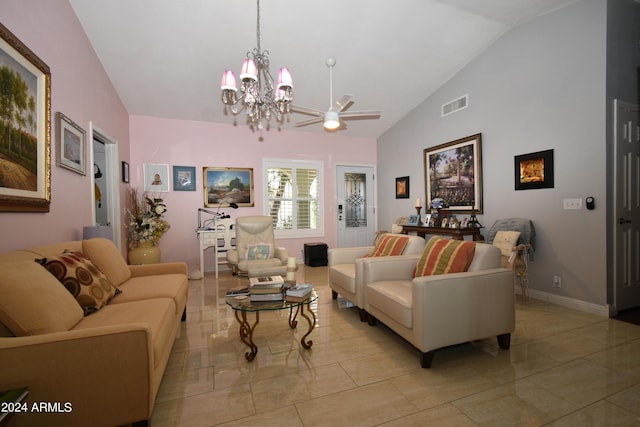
424,133,482,214
395,176,409,199
514,149,554,190
173,165,196,191
57,112,86,175
0,23,51,212
144,163,170,192
121,161,129,183
203,167,254,207
407,214,420,226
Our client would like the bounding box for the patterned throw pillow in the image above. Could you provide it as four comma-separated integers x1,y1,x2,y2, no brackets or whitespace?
492,230,521,257
245,243,273,260
37,250,121,315
413,237,476,277
365,234,409,257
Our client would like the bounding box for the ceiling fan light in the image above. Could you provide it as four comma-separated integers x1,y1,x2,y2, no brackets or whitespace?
220,70,237,91
240,58,258,82
324,111,340,130
276,67,293,89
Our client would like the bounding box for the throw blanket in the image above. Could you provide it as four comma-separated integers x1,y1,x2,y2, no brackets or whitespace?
486,218,536,256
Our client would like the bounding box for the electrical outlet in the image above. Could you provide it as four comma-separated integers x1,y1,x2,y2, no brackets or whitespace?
553,275,562,288
563,198,582,210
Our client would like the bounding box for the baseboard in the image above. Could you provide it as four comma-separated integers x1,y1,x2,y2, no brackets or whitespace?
515,286,610,317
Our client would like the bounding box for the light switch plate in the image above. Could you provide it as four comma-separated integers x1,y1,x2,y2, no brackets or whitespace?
563,198,582,210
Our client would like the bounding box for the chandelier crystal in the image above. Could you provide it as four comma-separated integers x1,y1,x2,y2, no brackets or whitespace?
220,0,293,132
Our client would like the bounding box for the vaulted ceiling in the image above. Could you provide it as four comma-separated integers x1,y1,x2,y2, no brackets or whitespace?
69,0,577,138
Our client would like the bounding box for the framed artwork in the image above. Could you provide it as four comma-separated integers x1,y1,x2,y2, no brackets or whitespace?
395,176,409,199
407,214,420,226
514,149,554,190
57,112,86,175
121,161,129,183
0,23,51,212
424,133,482,214
203,167,254,207
173,165,196,191
144,163,170,192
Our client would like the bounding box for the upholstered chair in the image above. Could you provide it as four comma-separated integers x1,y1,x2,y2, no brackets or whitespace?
329,233,426,321
226,216,289,277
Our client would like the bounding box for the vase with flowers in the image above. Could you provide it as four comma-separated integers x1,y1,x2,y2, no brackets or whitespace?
126,189,170,264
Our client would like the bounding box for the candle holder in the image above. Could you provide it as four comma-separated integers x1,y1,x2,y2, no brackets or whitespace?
415,206,422,225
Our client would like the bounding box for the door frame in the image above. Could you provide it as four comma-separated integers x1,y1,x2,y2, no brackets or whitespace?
335,164,377,248
89,122,122,251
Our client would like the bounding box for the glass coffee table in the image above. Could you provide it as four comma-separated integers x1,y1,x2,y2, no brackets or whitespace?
225,292,317,361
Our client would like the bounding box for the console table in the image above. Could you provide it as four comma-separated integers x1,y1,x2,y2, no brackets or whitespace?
401,225,484,241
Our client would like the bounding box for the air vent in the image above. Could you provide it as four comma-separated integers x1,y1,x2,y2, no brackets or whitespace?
441,94,468,117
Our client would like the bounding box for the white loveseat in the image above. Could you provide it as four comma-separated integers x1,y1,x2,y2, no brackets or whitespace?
362,242,514,368
328,233,426,321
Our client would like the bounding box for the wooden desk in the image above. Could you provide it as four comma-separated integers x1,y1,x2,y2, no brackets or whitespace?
401,225,484,241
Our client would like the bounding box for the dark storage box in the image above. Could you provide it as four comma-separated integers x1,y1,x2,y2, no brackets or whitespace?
304,242,328,266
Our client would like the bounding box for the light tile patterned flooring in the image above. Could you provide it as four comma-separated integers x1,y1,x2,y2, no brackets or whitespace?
151,265,640,426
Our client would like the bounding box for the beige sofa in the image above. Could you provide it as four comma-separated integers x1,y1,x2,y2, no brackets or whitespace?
362,242,514,368
0,238,188,427
328,233,426,321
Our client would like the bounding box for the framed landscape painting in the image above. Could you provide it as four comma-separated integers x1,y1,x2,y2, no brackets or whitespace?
203,167,253,207
0,23,51,212
424,133,483,214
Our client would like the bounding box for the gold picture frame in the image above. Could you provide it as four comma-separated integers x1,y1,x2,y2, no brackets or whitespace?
0,23,51,212
203,167,254,207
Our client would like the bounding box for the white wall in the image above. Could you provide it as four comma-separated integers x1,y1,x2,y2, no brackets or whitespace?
378,0,608,307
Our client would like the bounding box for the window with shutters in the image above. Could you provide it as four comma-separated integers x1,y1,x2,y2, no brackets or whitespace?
264,159,323,238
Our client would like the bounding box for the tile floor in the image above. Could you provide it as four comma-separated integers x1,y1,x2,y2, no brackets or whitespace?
151,265,640,426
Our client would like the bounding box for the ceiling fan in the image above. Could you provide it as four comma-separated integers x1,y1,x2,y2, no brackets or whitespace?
291,58,381,131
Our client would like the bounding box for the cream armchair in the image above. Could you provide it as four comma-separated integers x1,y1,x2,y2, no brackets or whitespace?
328,233,426,321
227,216,289,277
362,242,514,368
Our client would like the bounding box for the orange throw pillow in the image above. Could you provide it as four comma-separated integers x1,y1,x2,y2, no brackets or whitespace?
414,237,475,277
365,235,409,257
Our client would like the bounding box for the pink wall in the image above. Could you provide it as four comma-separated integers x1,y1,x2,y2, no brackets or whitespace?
0,1,130,253
129,115,376,271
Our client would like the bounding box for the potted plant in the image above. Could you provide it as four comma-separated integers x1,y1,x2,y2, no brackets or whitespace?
126,188,170,264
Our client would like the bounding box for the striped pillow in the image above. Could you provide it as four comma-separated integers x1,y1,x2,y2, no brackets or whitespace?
414,237,475,277
365,235,409,257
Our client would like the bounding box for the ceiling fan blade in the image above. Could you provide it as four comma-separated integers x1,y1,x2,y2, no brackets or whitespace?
294,117,324,127
333,94,354,112
290,105,324,117
340,110,381,120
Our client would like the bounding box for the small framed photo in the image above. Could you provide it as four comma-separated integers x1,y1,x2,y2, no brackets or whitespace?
173,165,196,191
144,163,170,192
121,161,129,183
57,112,86,175
407,214,420,226
424,214,431,227
514,149,554,190
395,176,409,199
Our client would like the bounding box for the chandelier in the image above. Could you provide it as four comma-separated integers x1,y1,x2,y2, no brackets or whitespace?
220,0,293,132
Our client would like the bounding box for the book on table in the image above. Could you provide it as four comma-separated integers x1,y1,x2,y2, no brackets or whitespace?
250,292,284,302
285,283,313,301
249,275,284,287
